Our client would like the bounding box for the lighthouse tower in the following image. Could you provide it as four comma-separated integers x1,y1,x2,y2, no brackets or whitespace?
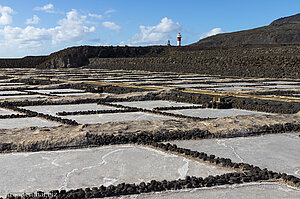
177,33,182,46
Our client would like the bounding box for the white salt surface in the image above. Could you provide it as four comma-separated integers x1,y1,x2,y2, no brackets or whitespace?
217,82,261,86
0,83,24,86
22,103,116,116
207,87,258,91
259,85,300,89
0,117,59,129
169,84,219,88
0,95,44,99
164,108,269,118
62,112,171,124
120,182,300,199
25,89,85,94
263,81,300,85
55,92,93,96
0,91,26,95
0,108,19,115
171,133,300,177
0,145,230,196
112,100,197,110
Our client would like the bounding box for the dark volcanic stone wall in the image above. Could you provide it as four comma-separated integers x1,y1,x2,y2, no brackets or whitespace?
0,56,46,68
89,54,300,78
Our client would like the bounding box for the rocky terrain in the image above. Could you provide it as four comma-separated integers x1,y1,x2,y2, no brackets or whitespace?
192,13,300,47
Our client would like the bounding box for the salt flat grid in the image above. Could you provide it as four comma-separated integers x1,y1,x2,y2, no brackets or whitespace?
61,112,171,124
0,145,231,197
170,133,300,178
0,117,59,129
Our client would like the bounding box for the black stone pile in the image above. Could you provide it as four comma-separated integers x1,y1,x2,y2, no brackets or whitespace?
153,105,205,111
56,109,137,116
0,99,99,107
5,142,300,199
101,85,154,94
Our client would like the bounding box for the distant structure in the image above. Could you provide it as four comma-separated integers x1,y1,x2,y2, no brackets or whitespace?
167,40,171,46
177,33,182,46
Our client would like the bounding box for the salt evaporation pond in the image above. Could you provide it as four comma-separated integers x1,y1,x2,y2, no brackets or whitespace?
163,108,270,118
54,92,93,97
0,117,59,129
119,182,300,199
0,145,230,197
217,82,262,86
0,108,21,115
0,91,26,95
262,81,300,85
112,100,197,110
169,84,219,88
260,85,300,89
0,95,44,99
207,87,258,91
22,103,117,116
61,112,171,124
170,133,300,177
25,89,85,94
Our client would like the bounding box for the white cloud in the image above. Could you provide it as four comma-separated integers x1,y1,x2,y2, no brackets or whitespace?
88,13,102,20
102,21,120,32
104,9,116,15
0,26,51,48
130,17,181,45
0,9,95,48
200,28,223,39
26,15,40,24
51,9,95,43
0,5,13,25
34,3,54,13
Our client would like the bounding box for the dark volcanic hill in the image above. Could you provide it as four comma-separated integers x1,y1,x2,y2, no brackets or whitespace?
191,13,300,47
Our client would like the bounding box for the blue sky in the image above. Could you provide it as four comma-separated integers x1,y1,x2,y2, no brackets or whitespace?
0,0,299,57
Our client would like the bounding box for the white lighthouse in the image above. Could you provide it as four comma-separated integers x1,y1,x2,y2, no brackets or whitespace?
177,33,182,46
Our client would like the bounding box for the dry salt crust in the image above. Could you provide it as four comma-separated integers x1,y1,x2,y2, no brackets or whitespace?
262,81,300,85
217,82,262,86
22,103,117,116
0,145,230,197
0,108,20,115
0,117,59,129
171,133,300,178
0,91,26,95
0,83,24,86
54,92,94,97
0,95,44,100
25,89,85,94
206,87,259,91
163,108,270,119
115,182,300,199
61,112,171,124
259,85,300,89
169,84,219,88
112,100,198,110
